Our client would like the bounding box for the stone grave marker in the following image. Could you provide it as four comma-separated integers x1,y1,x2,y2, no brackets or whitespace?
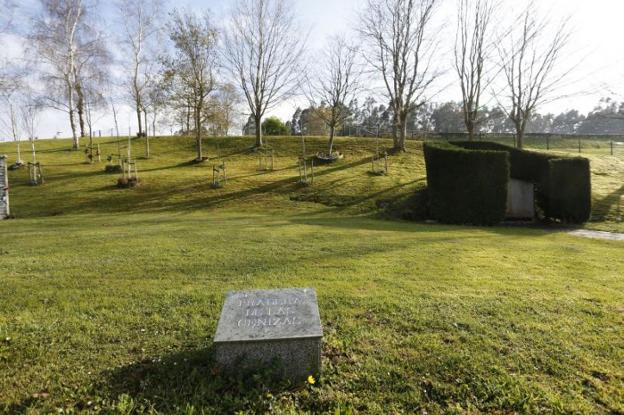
214,288,323,382
0,156,8,219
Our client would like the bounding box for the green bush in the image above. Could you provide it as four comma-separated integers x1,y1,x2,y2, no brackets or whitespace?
262,117,289,136
451,141,591,224
547,158,592,223
423,142,510,225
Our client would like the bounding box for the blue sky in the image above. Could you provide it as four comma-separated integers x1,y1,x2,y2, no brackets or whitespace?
2,0,624,139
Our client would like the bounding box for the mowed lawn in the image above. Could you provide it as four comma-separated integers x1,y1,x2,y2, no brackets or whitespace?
0,136,623,414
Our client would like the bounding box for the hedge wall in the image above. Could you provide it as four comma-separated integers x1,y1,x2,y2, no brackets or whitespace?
547,158,592,223
423,142,510,225
451,141,591,224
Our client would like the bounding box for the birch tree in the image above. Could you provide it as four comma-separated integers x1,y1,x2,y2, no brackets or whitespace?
30,0,89,149
497,4,571,148
306,36,361,157
20,91,42,163
0,74,24,164
454,0,497,141
359,0,440,152
116,0,164,138
223,0,306,147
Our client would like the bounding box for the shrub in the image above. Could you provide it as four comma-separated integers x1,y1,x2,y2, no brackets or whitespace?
423,142,510,225
547,158,592,223
262,117,289,136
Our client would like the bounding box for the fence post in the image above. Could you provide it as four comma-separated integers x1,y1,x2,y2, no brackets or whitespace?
578,137,581,154
611,141,614,156
546,136,550,150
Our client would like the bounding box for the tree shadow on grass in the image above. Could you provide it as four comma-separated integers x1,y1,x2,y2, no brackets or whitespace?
592,184,624,221
60,156,376,216
94,347,299,414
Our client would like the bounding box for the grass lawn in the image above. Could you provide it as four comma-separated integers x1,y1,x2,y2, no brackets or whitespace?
0,136,623,414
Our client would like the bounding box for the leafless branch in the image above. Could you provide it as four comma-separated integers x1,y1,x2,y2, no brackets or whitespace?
222,0,307,147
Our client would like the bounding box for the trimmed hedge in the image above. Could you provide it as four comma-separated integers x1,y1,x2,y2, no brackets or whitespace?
547,158,592,223
423,142,510,225
451,141,591,223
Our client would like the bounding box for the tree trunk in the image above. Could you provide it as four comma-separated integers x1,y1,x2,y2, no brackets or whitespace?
111,101,120,137
394,114,408,152
186,102,191,134
69,107,79,150
516,131,524,149
16,142,21,163
31,139,36,163
392,112,401,150
136,105,143,137
195,110,203,161
143,109,148,138
255,114,263,147
328,125,335,155
75,82,86,139
514,120,525,149
467,123,475,141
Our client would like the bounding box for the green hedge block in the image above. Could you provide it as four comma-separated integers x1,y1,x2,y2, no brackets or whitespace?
450,141,591,224
423,142,510,225
547,158,592,223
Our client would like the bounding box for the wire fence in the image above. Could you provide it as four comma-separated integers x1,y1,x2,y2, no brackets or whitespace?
338,127,624,157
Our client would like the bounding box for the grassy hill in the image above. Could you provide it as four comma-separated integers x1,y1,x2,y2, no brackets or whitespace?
1,134,623,229
0,135,623,414
0,135,426,219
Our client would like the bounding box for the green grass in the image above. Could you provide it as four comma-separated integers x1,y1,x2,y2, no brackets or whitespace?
0,136,623,414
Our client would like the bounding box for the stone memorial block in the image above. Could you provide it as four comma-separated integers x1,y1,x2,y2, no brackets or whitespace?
506,178,534,219
0,156,8,219
214,288,323,382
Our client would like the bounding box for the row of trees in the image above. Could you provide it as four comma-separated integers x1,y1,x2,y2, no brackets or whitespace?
0,0,307,162
281,97,624,137
0,0,595,159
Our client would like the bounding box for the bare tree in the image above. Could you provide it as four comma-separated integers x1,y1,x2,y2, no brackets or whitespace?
0,73,24,164
166,10,218,162
359,0,440,152
105,80,122,137
497,4,571,148
73,27,110,140
142,71,169,156
306,36,361,157
116,0,164,138
30,0,98,150
223,0,307,147
206,83,241,136
454,0,497,141
20,91,42,163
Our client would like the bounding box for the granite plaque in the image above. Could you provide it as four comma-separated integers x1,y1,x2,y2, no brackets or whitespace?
214,288,323,382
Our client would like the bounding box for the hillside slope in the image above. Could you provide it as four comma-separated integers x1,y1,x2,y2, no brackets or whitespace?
0,135,621,230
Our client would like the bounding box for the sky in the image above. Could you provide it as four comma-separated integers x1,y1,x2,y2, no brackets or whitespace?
1,0,623,140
